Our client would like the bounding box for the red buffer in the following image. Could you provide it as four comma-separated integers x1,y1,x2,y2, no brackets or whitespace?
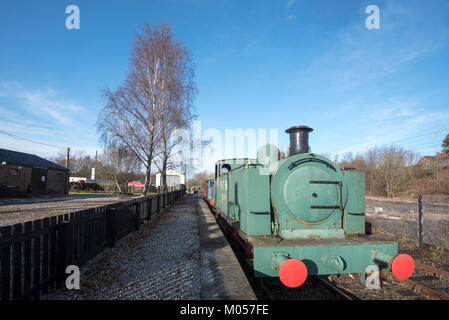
278,258,308,288
391,254,415,280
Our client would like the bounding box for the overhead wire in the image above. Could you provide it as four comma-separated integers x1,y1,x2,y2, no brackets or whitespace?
331,126,448,154
0,129,65,149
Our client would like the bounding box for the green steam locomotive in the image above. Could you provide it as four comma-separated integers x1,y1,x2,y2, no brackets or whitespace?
206,125,414,287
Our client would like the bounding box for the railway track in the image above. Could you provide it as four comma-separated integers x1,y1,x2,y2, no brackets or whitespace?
250,245,449,300
315,276,357,300
256,275,357,300
227,227,449,299
325,263,449,300
381,262,449,300
206,201,449,300
208,205,356,300
415,261,449,282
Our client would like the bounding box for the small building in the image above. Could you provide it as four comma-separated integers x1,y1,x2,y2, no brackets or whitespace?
418,152,449,170
151,168,185,188
0,148,70,197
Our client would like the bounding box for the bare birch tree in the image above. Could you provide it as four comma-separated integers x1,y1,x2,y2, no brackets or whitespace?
97,22,195,195
151,25,196,191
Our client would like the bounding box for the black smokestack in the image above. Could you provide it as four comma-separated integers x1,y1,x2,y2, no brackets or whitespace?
286,125,313,156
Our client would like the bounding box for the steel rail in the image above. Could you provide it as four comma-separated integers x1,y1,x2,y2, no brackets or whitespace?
315,276,357,300
381,271,449,300
415,262,449,282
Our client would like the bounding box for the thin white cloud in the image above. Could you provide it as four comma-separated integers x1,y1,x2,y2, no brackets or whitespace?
299,3,449,90
286,0,295,9
0,81,100,158
19,91,83,124
335,111,449,155
285,0,296,22
367,98,419,121
323,92,449,158
0,82,84,125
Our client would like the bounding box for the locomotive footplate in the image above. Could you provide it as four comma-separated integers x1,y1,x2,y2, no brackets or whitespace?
250,234,399,278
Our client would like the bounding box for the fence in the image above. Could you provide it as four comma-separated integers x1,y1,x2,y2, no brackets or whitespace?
365,195,449,250
0,190,184,300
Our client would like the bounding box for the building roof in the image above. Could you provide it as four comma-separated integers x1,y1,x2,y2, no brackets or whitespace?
151,168,185,177
419,153,448,160
418,153,449,168
0,148,69,171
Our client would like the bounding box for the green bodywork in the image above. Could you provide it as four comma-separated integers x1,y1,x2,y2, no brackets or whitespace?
252,236,398,277
215,158,271,235
214,146,398,278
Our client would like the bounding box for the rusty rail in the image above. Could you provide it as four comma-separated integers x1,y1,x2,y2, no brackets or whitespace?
415,262,449,282
381,271,449,300
315,276,356,300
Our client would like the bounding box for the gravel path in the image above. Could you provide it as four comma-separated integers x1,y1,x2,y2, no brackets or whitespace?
43,196,200,300
0,196,136,226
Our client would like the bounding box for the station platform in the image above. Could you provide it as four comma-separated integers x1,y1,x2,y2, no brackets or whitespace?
42,194,255,300
199,198,256,300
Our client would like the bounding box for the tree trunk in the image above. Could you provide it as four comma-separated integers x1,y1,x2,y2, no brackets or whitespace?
143,157,152,196
114,174,122,193
162,157,167,191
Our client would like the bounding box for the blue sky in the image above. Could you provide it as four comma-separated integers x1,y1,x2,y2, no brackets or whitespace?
1,0,449,174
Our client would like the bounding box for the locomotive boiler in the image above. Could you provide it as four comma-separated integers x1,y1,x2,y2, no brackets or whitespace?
207,125,414,288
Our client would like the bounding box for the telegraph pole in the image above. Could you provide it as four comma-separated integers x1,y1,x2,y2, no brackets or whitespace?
65,147,70,195
66,147,70,169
